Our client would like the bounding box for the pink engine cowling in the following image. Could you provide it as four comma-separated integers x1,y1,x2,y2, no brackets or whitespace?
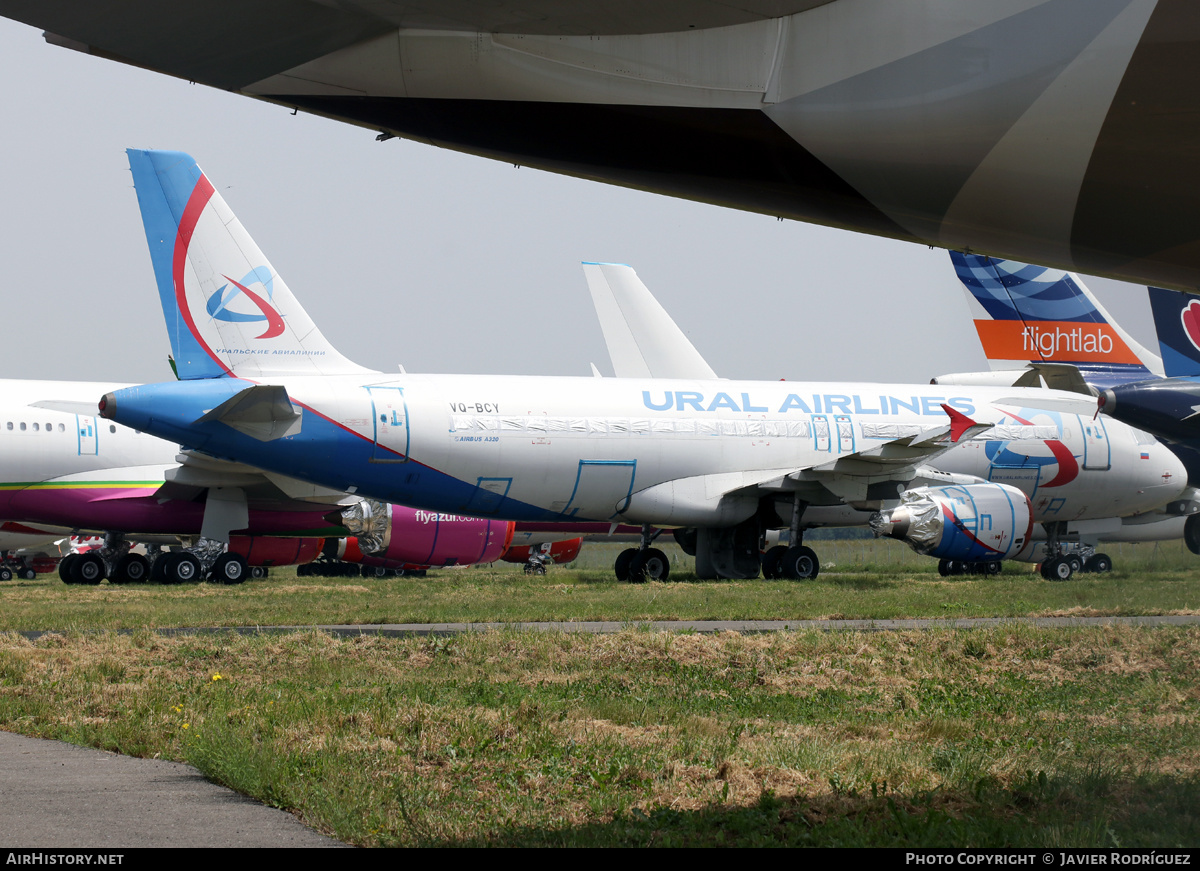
336,501,514,568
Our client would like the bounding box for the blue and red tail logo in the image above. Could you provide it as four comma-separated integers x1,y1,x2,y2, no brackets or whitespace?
205,266,285,339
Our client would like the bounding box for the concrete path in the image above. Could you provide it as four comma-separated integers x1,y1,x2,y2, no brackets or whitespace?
0,731,343,848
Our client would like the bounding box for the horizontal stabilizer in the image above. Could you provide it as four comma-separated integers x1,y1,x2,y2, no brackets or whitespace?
29,400,105,417
194,384,302,441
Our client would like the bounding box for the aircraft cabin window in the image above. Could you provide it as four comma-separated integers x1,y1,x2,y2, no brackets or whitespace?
4,422,10,431
109,425,116,433
19,423,25,431
58,424,65,432
32,424,39,432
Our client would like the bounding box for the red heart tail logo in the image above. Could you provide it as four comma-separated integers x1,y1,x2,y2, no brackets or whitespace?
1182,300,1200,352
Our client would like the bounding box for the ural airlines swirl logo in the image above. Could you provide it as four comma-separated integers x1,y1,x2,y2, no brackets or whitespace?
1180,299,1200,353
984,410,1079,488
205,266,285,339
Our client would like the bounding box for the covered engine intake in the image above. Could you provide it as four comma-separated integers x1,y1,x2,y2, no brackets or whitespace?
336,499,513,567
870,483,1033,562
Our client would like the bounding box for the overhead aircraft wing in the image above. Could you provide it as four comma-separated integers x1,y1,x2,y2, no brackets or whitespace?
623,404,991,522
582,262,718,380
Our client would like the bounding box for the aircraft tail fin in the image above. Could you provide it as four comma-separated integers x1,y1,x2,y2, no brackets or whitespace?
1147,286,1200,377
127,149,374,381
582,262,717,380
950,252,1161,387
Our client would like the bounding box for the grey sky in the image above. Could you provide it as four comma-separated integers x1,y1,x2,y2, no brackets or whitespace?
0,18,1159,388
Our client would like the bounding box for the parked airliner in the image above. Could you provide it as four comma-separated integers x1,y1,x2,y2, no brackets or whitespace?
0,377,513,584
99,150,1186,582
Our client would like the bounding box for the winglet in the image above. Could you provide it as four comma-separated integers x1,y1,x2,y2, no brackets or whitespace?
941,403,977,443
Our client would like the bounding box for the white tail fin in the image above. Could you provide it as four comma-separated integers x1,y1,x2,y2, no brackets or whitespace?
582,262,717,380
128,149,375,380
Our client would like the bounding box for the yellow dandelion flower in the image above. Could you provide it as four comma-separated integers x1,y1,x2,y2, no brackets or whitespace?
182,723,189,729
211,673,223,682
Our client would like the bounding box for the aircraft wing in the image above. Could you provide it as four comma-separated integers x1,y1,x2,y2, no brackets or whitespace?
582,262,718,380
158,450,360,507
623,404,991,522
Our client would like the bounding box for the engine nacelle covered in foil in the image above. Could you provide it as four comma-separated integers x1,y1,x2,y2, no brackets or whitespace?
338,500,514,567
871,483,1034,562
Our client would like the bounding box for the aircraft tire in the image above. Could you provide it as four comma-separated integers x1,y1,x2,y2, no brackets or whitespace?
58,555,78,584
112,553,150,584
1086,553,1113,573
614,548,638,581
251,566,268,579
780,545,819,580
628,548,670,583
72,553,106,585
1186,515,1200,556
211,553,249,585
20,567,35,580
985,561,1003,576
1066,555,1084,575
171,553,202,584
761,545,787,579
156,553,182,584
1042,557,1073,581
0,567,12,582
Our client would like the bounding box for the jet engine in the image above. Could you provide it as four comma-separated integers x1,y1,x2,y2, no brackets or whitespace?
871,483,1034,563
336,500,514,567
227,535,323,566
501,538,583,566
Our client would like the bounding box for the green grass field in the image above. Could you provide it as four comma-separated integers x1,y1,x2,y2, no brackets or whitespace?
0,538,1198,846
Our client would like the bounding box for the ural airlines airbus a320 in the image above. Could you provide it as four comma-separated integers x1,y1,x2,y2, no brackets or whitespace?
100,151,1186,581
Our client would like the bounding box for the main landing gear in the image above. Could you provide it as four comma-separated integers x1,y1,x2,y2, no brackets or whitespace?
1036,524,1113,581
58,535,257,585
614,525,670,583
0,551,38,581
761,495,819,580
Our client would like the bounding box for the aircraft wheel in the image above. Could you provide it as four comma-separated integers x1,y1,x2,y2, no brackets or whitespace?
58,555,79,584
18,566,35,580
1086,553,1113,573
112,553,150,584
762,545,788,579
1042,557,1073,581
155,553,181,584
937,559,953,577
781,545,820,580
628,548,670,583
1186,515,1200,556
0,567,13,582
171,553,202,584
211,553,249,585
614,547,638,582
985,561,1003,576
1066,555,1084,575
72,552,106,585
251,566,268,579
